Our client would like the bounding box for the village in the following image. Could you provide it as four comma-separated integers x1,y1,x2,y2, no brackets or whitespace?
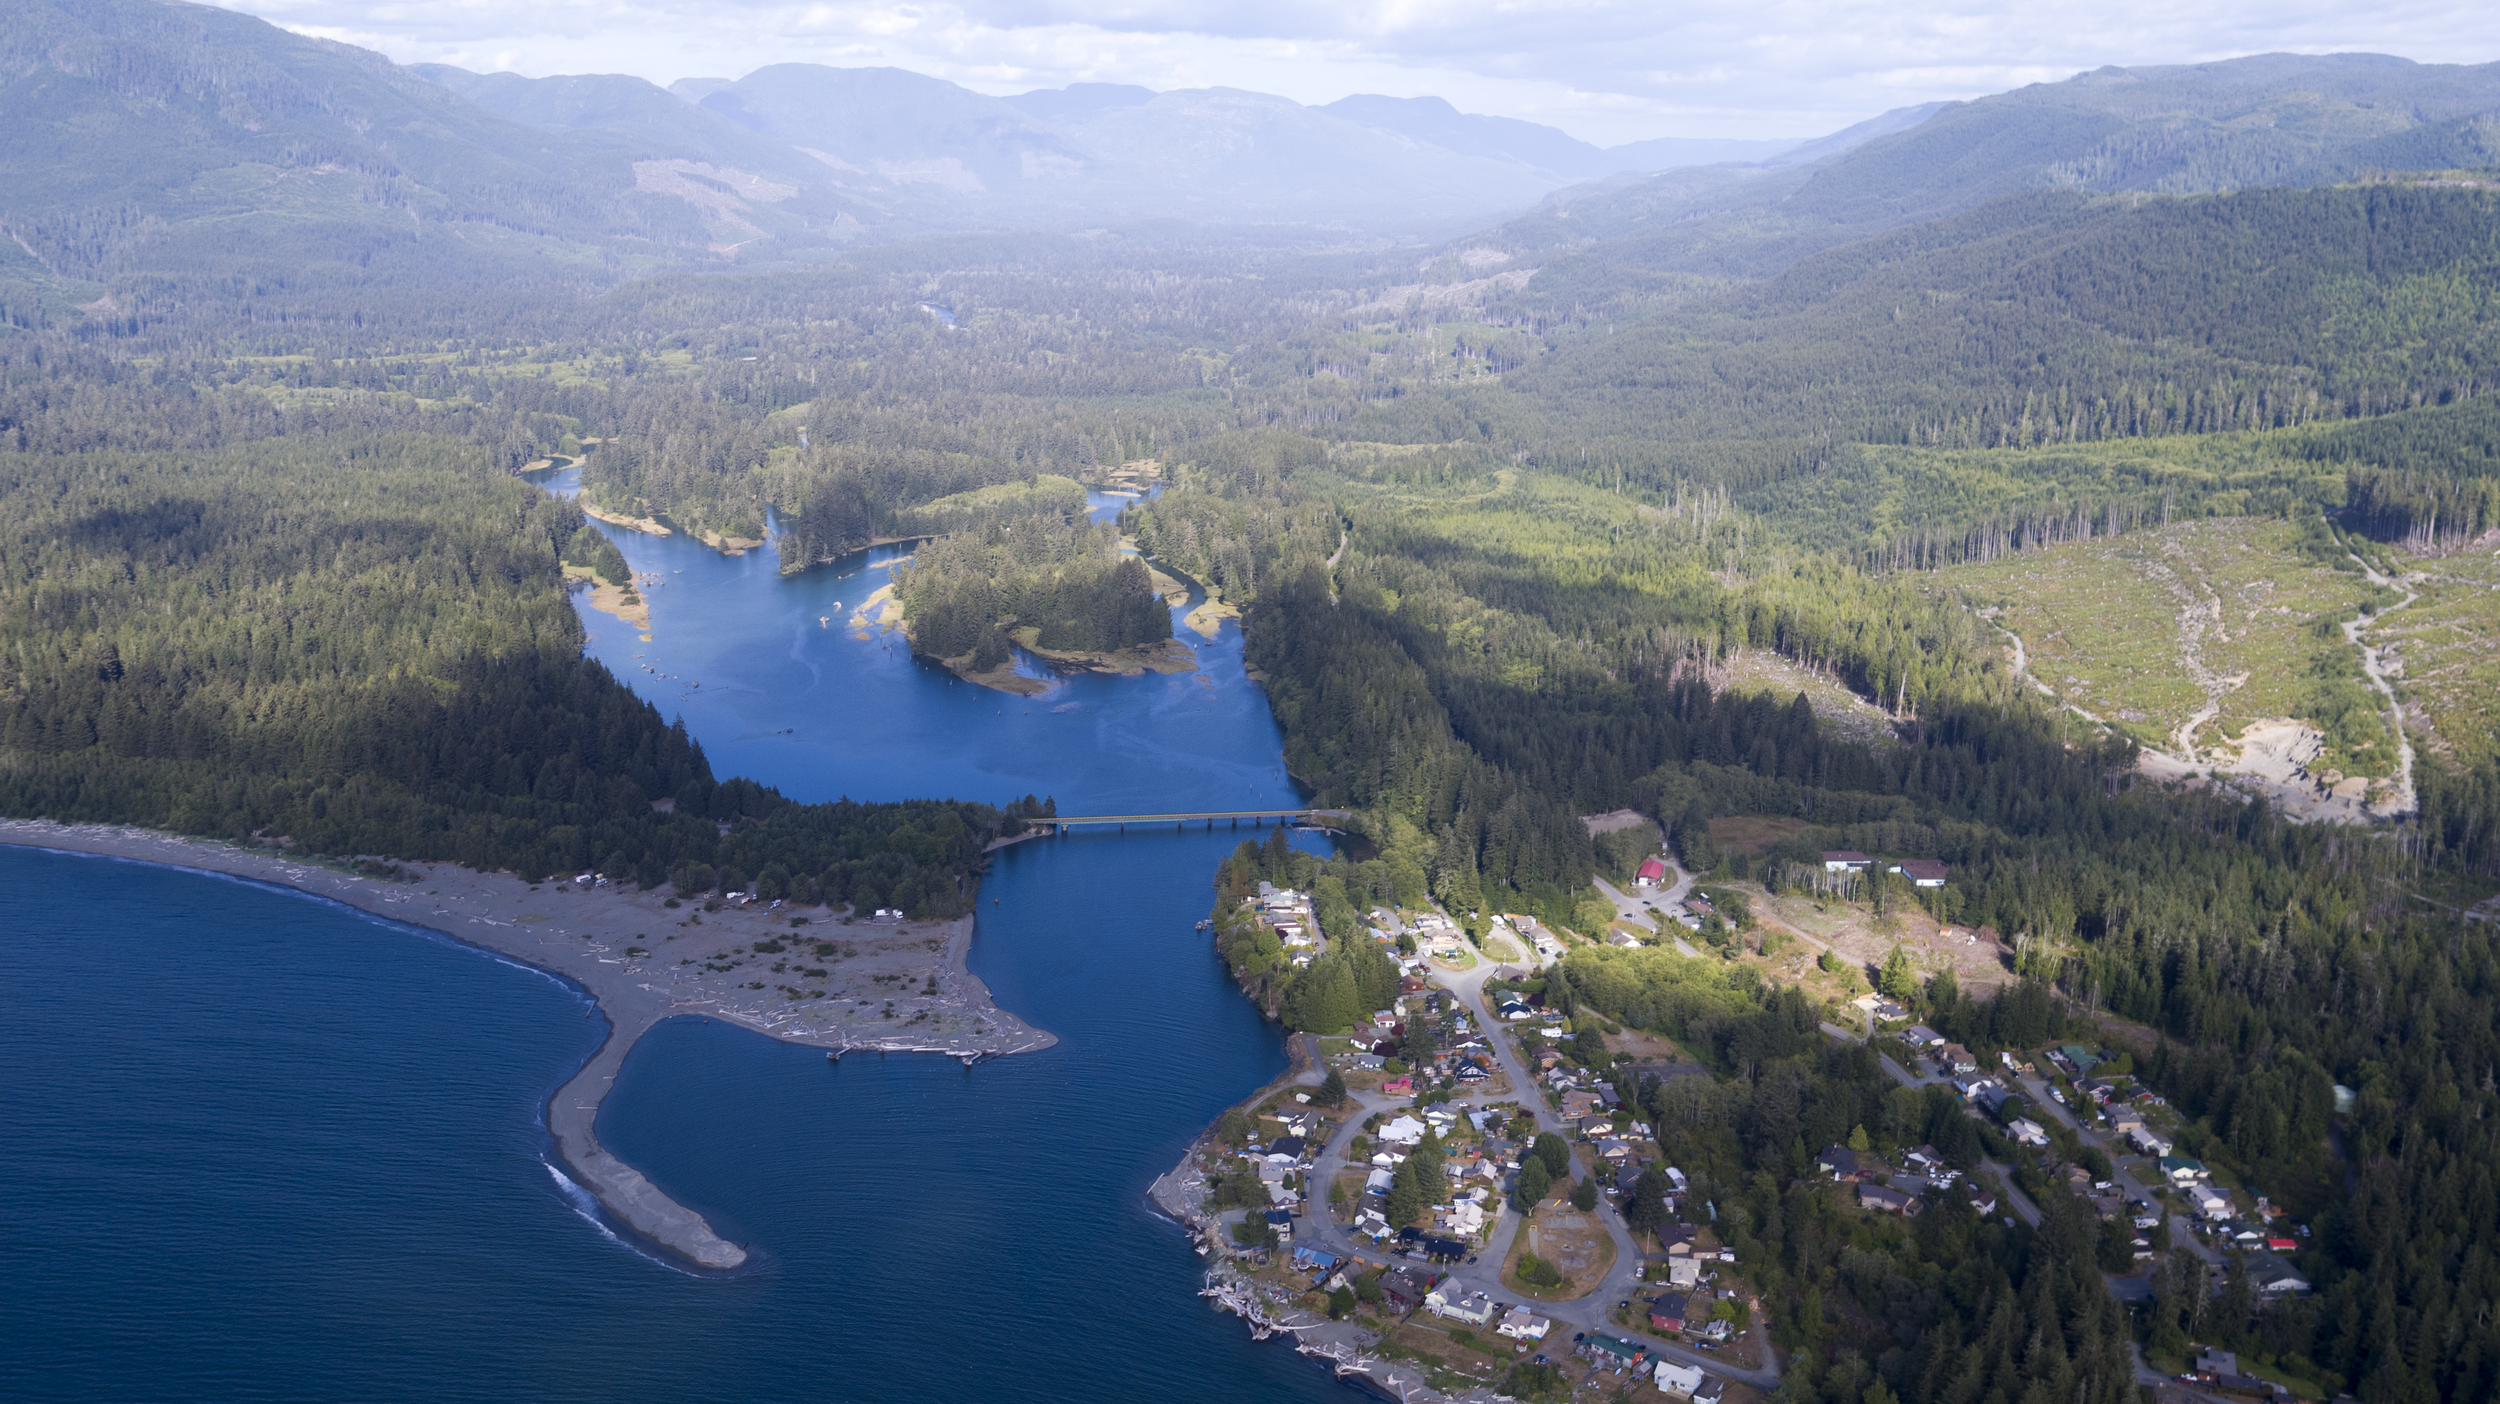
1155,828,2326,1404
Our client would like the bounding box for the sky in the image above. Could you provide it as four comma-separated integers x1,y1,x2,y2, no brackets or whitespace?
212,1,2500,146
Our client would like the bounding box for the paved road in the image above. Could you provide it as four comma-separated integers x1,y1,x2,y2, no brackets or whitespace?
1826,1025,2047,1228
1290,908,1779,1390
1594,870,1701,957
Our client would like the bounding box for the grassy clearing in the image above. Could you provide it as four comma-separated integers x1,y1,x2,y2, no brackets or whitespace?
2381,545,2500,768
1927,517,2382,764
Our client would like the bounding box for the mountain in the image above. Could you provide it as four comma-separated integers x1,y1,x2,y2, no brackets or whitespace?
1322,94,1616,177
1002,83,1158,124
407,65,833,188
1601,134,1810,170
1048,86,1559,222
1492,54,2500,279
0,0,882,292
689,64,1082,195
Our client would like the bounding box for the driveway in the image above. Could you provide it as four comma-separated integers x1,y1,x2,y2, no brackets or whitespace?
1594,870,1701,957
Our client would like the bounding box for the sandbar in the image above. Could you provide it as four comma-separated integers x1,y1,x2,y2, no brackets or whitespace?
0,818,1056,1272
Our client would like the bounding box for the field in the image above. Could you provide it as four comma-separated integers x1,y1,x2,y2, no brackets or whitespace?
2378,544,2500,768
1925,518,2383,768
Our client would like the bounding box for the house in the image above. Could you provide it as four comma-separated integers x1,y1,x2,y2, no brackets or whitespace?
1455,1060,1491,1084
1667,1255,1703,1288
1598,1139,1635,1163
1364,1167,1395,1195
1968,1187,2000,1215
1891,859,1948,887
1263,1208,1296,1242
1421,1234,1471,1260
2057,1044,2102,1075
1904,1025,1946,1048
2192,1185,2234,1221
2007,1118,2050,1148
1659,1223,1700,1254
1290,1245,1339,1275
1426,1284,1499,1324
2127,1126,2172,1158
1381,1076,1414,1096
2160,1155,2209,1184
1656,1360,1707,1399
1498,1306,1551,1340
1822,850,1874,872
1270,1135,1307,1159
1635,857,1668,887
1376,1267,1436,1313
1815,1145,1862,1180
1648,1293,1690,1332
1581,1114,1616,1138
1379,1115,1427,1145
2246,1254,2311,1295
1582,1334,1644,1369
1942,1043,1979,1073
1858,1184,1923,1216
1497,997,1533,1021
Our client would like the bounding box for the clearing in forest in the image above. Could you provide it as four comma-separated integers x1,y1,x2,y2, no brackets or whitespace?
2374,543,2500,769
1927,517,2385,771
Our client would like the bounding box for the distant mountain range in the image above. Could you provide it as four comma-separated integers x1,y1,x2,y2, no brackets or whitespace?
4,0,2499,290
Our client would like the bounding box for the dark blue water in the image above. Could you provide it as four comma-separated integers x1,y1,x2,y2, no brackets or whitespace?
1,472,1338,1401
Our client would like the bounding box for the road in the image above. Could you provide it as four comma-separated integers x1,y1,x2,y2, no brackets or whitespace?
1594,868,1701,957
1825,1024,2047,1229
1291,907,1780,1391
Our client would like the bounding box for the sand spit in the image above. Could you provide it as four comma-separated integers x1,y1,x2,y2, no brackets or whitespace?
0,819,1056,1272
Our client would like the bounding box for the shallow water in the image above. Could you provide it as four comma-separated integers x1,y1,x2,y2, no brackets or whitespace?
2,471,1341,1401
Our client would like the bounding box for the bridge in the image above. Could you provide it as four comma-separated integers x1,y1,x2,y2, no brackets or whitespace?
1025,808,1352,835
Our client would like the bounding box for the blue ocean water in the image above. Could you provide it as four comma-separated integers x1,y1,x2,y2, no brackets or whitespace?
0,475,1344,1401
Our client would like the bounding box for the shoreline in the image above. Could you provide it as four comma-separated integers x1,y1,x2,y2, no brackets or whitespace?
0,818,1057,1273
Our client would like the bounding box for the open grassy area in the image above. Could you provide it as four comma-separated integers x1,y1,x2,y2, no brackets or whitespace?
1927,517,2384,766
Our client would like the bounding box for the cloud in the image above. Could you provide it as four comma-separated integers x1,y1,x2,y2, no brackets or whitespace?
208,0,2500,144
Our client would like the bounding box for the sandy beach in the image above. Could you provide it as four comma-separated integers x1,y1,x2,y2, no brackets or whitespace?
0,818,1056,1272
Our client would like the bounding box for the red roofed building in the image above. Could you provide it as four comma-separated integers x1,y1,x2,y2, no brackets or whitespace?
1635,858,1668,887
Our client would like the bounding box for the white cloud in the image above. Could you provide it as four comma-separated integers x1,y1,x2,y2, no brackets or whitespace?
208,0,2500,145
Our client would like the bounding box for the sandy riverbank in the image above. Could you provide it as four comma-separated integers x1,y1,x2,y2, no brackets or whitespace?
0,819,1056,1272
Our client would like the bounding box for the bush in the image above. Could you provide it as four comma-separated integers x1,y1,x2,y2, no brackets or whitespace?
1571,1177,1599,1211
1516,1251,1564,1288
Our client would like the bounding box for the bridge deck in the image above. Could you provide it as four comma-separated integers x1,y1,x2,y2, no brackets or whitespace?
1036,809,1350,826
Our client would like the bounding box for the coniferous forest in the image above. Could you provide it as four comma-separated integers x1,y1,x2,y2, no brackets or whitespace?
7,16,2500,1401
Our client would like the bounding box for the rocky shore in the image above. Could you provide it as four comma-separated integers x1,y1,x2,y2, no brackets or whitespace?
1,819,1056,1272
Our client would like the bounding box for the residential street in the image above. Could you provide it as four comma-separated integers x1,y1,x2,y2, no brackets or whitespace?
1289,909,1781,1392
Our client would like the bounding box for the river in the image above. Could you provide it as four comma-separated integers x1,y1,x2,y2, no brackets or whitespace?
0,472,1346,1401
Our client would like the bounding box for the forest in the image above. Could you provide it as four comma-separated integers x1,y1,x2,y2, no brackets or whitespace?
5,158,2500,1404
898,514,1171,669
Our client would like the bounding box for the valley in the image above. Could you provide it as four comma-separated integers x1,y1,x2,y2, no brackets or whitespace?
4,10,2500,1404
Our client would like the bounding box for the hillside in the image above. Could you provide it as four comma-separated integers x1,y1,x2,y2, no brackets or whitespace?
1495,53,2500,278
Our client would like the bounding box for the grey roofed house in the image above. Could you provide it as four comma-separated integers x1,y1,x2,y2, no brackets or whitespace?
1904,1025,1945,1047
1269,1135,1306,1158
1815,1145,1860,1178
1857,1184,1922,1215
1891,858,1948,886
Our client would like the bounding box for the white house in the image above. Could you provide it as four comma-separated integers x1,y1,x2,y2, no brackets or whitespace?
1498,1306,1551,1340
1656,1360,1706,1398
1426,1286,1498,1325
1379,1115,1426,1145
2007,1118,2051,1148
